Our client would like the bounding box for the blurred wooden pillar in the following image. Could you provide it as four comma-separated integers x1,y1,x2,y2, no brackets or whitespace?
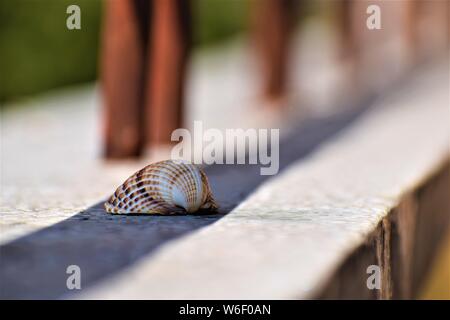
102,0,190,157
102,0,150,158
145,0,191,145
336,0,420,90
333,0,360,89
403,0,419,62
253,0,299,105
336,0,358,63
415,0,449,59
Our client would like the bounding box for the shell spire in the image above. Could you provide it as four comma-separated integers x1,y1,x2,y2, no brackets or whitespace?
104,160,218,215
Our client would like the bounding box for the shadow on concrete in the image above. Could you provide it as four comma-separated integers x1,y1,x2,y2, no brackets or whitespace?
0,98,374,299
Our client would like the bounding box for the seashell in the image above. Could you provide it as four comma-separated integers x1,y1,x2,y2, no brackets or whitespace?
104,160,218,215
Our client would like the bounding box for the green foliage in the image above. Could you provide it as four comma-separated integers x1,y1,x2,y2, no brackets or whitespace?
0,0,102,103
192,0,249,47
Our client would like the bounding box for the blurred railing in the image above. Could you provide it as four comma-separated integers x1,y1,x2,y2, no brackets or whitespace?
101,0,449,158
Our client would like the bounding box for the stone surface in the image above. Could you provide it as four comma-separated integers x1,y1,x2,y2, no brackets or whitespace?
0,24,349,245
0,30,367,298
0,88,365,299
79,60,449,299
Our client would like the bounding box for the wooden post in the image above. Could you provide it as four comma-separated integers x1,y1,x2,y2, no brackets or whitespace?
335,0,359,90
253,0,298,105
101,0,150,158
336,0,358,63
415,0,449,58
403,0,419,63
145,0,191,145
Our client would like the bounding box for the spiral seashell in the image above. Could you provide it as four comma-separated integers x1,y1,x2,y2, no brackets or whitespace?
104,160,218,215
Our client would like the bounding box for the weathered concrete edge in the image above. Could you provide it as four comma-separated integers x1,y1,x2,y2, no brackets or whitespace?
314,158,450,299
77,61,449,300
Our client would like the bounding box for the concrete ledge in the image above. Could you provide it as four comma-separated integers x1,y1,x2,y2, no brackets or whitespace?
80,61,449,299
318,161,449,299
0,87,369,299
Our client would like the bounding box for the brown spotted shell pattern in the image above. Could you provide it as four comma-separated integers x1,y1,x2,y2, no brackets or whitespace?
104,160,218,215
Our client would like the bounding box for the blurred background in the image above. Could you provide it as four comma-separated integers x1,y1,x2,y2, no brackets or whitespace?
0,0,448,299
0,0,252,103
